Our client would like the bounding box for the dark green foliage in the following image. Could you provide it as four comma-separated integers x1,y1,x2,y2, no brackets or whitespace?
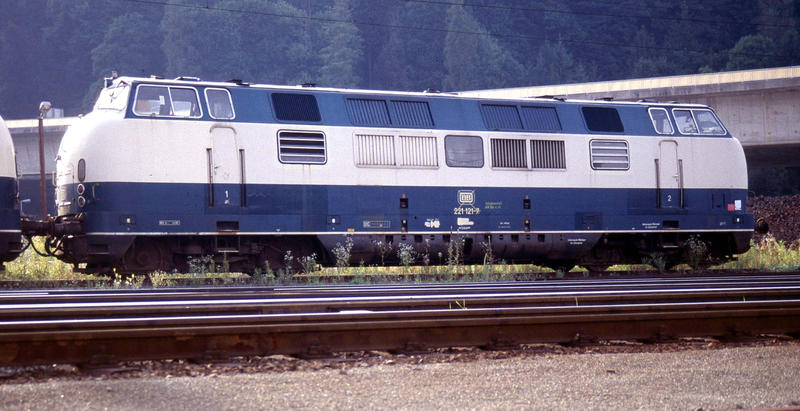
0,0,797,118
442,1,523,91
726,34,778,71
318,0,363,87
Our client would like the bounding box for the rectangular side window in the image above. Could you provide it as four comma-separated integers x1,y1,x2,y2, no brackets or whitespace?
278,131,326,164
582,106,624,132
133,85,201,118
672,108,727,135
169,87,202,117
491,138,528,169
445,135,484,168
272,93,321,122
648,107,673,135
354,134,396,166
673,109,698,134
590,140,629,170
530,140,566,169
399,135,438,167
134,85,171,116
205,88,235,120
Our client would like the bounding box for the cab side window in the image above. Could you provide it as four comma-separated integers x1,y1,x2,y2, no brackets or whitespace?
206,88,235,120
134,85,171,116
133,85,202,118
648,108,674,135
673,109,698,134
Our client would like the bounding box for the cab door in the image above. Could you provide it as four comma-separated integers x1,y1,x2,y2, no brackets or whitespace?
207,124,242,209
657,140,681,209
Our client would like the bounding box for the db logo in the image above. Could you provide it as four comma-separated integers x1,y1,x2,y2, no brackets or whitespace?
458,190,475,206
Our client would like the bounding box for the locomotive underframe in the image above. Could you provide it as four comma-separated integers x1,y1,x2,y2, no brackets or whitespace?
51,229,751,274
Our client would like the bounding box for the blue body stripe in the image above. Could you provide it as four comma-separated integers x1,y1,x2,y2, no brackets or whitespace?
70,182,753,235
125,82,729,139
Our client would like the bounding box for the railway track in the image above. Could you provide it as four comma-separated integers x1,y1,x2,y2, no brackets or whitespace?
1,275,799,367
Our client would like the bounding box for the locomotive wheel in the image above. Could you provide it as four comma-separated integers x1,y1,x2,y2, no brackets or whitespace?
122,238,174,273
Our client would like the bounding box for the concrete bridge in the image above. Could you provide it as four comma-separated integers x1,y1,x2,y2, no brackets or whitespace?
461,66,800,168
5,117,69,216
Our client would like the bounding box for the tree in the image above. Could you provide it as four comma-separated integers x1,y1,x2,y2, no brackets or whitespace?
161,0,248,81
530,41,587,85
352,0,399,88
318,0,364,88
442,2,524,91
373,3,447,91
0,0,48,119
726,34,778,70
88,12,165,107
40,0,117,115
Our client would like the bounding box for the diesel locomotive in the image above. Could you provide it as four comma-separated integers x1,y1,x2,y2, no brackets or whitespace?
35,75,753,273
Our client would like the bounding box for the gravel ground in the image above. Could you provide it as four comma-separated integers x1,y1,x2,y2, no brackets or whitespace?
1,339,799,410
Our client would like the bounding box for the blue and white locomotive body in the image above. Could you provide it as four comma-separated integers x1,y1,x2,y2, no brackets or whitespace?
53,76,753,273
0,115,22,266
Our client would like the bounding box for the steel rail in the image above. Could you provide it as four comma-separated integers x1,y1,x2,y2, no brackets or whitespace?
1,286,800,320
3,274,800,304
0,299,798,366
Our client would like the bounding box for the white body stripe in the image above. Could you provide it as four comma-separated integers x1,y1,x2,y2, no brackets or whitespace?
58,110,749,190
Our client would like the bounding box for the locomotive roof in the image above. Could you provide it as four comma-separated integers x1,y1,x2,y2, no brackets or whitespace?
111,76,711,109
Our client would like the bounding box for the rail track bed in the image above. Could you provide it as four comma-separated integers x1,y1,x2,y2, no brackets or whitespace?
1,275,799,367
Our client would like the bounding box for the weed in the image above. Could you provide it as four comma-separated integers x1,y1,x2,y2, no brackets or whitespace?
299,253,318,274
188,255,216,275
720,235,800,271
446,233,465,273
332,236,354,272
149,270,171,287
643,253,667,272
372,239,392,266
252,261,275,285
685,235,710,268
2,238,80,280
277,251,295,283
397,243,415,271
112,272,145,288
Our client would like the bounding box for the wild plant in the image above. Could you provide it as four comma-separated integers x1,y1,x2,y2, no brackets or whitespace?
188,255,216,275
642,253,667,272
332,235,354,271
372,239,393,266
397,243,415,271
299,253,318,274
685,235,709,269
149,270,171,287
446,233,465,273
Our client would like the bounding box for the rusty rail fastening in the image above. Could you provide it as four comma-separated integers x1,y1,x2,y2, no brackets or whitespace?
1,278,800,367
